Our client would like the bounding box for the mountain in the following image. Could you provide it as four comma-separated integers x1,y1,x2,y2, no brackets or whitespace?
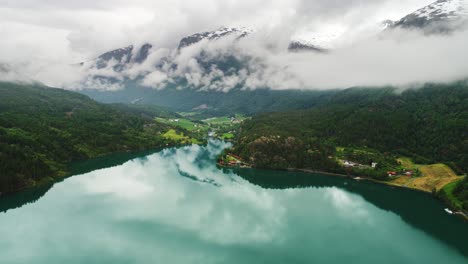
82,27,251,71
292,0,468,49
0,82,176,194
77,25,339,116
84,26,321,70
232,83,468,174
178,27,251,49
229,82,468,208
390,0,468,33
81,85,339,117
73,2,468,116
287,41,327,52
81,43,153,72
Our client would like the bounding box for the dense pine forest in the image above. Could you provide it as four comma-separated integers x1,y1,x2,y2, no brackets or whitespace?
0,82,174,194
231,82,468,208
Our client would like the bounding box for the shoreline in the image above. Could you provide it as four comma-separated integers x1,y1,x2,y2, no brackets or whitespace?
287,167,466,221
3,144,466,222
294,168,468,221
220,163,468,221
0,142,190,198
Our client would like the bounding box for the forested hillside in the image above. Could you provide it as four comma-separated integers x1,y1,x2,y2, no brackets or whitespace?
82,83,338,117
231,83,468,207
0,82,173,194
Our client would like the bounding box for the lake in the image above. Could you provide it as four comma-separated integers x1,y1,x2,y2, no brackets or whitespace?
0,140,467,264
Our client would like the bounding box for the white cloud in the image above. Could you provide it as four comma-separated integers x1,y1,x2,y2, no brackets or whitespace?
0,0,435,60
2,0,467,90
141,70,168,88
113,27,468,90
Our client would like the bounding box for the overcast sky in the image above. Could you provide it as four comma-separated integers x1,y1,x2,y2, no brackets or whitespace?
1,0,467,90
0,0,435,62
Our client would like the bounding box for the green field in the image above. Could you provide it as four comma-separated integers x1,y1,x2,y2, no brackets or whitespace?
178,112,199,117
221,133,235,139
156,114,246,141
163,129,200,144
156,117,208,132
203,114,246,125
203,116,231,124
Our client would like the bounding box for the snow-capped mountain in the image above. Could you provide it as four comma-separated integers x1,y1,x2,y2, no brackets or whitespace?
83,43,153,71
178,27,251,49
84,25,326,73
293,0,468,49
77,0,468,92
390,0,468,32
290,28,345,50
98,44,152,64
83,27,252,70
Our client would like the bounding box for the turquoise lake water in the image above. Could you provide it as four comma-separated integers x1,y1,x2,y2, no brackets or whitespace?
0,140,466,263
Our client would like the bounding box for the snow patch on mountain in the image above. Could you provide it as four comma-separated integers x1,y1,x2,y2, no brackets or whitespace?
291,25,346,50
411,0,467,19
178,27,252,49
391,0,468,32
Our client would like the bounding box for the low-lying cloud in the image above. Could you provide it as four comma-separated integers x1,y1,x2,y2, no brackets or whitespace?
2,0,467,90
73,26,468,91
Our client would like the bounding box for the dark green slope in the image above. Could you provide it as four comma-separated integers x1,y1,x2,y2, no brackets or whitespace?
231,83,468,206
110,103,182,119
235,83,467,171
81,82,338,117
0,82,173,194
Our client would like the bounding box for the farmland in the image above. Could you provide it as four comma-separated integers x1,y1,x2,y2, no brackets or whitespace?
155,114,247,141
162,129,200,144
388,158,462,193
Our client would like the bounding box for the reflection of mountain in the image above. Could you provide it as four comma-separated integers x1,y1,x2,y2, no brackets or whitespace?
0,148,162,213
2,141,467,258
176,166,222,187
234,168,468,258
0,184,53,213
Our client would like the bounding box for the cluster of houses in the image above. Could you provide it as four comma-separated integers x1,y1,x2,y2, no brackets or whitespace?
387,170,414,177
343,159,416,178
342,160,378,169
218,154,250,167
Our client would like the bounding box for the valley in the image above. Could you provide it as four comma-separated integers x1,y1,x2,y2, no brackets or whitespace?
156,113,246,141
1,81,466,217
1,0,468,262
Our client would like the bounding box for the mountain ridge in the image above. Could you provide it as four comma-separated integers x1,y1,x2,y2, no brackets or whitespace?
389,0,468,33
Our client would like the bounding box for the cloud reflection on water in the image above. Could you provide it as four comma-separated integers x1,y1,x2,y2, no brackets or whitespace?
0,140,466,264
